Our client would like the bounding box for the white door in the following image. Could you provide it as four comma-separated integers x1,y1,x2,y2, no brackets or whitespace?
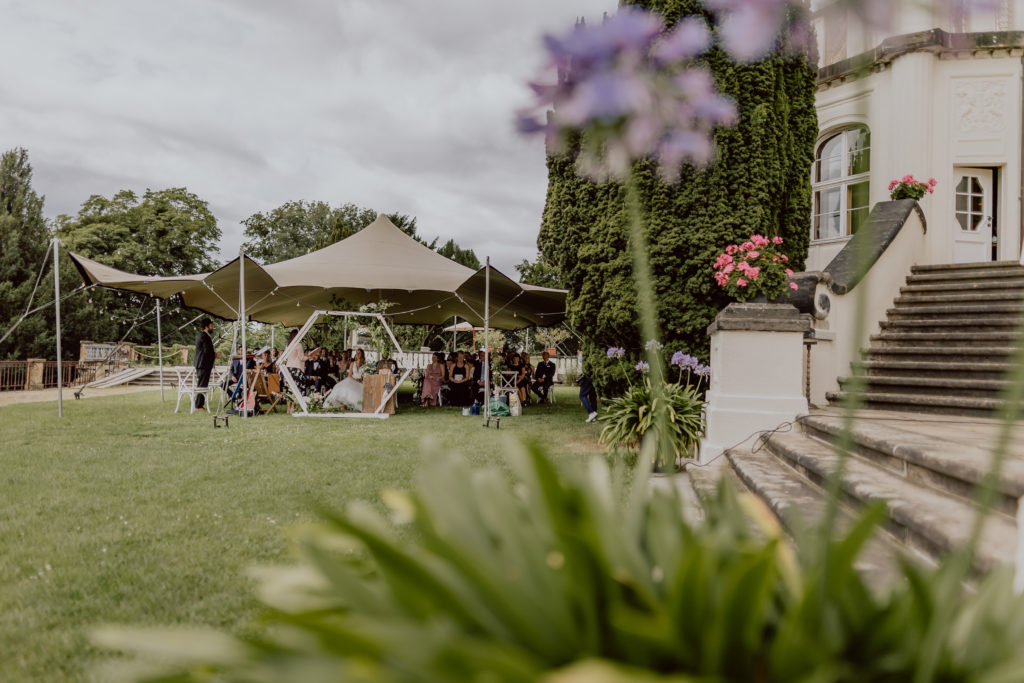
952,168,993,264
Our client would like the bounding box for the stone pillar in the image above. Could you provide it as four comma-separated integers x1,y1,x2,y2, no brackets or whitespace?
25,359,45,390
700,303,811,464
180,347,189,365
79,341,93,362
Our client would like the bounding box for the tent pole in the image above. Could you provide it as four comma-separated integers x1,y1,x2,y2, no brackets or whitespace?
53,238,63,418
343,315,349,348
239,249,247,419
452,315,456,352
156,300,164,402
270,325,275,351
483,257,490,425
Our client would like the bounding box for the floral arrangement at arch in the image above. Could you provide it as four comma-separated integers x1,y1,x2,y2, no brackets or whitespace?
713,234,798,302
888,174,937,201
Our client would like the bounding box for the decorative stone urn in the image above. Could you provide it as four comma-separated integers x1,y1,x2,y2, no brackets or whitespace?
699,303,811,464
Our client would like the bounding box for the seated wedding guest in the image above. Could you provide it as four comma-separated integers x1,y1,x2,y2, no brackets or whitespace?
226,345,244,390
448,352,472,406
308,348,335,393
228,347,257,403
445,351,457,388
337,349,351,377
378,351,398,376
259,349,276,375
532,351,557,403
421,352,445,407
282,329,308,393
518,352,533,404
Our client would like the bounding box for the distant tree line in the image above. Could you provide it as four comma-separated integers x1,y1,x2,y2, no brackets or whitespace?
0,147,481,361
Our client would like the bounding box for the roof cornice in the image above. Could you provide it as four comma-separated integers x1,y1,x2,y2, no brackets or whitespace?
818,29,1024,87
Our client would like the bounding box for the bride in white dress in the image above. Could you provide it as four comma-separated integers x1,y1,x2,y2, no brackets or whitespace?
324,349,365,410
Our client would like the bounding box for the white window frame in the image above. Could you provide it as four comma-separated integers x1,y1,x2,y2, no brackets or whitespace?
811,126,870,243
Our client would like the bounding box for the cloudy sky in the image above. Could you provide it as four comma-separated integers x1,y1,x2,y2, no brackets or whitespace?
0,0,616,276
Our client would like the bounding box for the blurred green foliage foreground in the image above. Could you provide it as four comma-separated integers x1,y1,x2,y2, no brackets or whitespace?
94,437,1024,682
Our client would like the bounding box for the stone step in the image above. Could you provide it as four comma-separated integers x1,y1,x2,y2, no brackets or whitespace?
763,430,1017,574
907,268,1024,285
799,413,1024,516
687,458,746,505
726,447,907,587
901,279,1024,294
865,346,1017,364
887,304,1024,318
881,318,1020,329
827,390,1003,417
871,331,1020,346
879,320,1021,336
856,359,1010,380
895,290,1024,305
912,261,1024,274
838,374,1011,399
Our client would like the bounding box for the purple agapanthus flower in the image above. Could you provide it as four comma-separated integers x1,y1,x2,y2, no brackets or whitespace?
606,346,626,359
671,351,699,371
635,360,650,373
517,6,736,181
695,363,711,378
645,339,664,352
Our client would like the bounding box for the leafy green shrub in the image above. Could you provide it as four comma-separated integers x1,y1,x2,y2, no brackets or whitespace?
599,377,705,467
91,442,1024,682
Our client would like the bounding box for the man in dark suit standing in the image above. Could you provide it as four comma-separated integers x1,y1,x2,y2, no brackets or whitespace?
194,318,215,411
473,350,491,404
532,351,556,403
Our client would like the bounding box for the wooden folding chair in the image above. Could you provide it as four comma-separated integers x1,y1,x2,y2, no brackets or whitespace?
264,373,293,413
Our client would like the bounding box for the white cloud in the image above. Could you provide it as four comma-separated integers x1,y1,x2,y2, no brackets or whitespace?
0,0,616,275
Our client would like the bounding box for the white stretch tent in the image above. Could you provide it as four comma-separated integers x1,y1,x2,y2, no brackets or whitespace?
67,214,566,329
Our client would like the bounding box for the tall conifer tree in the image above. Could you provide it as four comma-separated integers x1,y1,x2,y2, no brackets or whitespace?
0,148,52,359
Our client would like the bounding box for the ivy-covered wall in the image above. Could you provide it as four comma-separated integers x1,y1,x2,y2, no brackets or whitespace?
537,0,818,393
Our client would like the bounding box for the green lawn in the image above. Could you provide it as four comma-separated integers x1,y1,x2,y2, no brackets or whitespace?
0,386,602,682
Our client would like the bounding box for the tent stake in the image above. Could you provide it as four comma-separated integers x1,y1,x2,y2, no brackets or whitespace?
156,300,164,401
54,238,63,418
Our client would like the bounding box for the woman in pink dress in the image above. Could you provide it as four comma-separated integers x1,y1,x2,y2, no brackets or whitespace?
421,352,445,406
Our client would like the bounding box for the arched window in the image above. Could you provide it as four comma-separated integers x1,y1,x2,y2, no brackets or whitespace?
812,126,870,241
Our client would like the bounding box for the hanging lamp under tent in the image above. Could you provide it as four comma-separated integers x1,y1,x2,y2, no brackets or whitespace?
67,214,566,329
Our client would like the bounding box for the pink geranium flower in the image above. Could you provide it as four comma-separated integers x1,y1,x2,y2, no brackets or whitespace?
736,278,747,287
785,268,794,276
789,281,798,290
747,250,759,259
772,236,783,244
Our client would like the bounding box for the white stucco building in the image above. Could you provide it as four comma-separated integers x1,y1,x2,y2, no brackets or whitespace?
806,0,1024,269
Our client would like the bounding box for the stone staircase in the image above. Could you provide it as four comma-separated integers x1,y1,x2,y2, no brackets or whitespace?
712,411,1022,579
693,262,1024,578
828,261,1024,416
